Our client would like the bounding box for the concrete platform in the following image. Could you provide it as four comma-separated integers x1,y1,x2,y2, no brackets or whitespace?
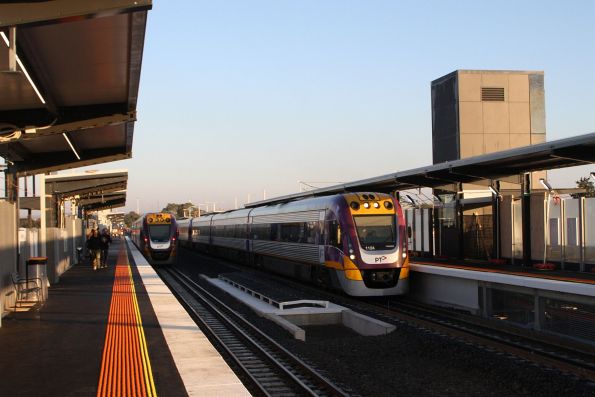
409,260,595,326
126,238,250,396
0,239,249,396
206,273,395,341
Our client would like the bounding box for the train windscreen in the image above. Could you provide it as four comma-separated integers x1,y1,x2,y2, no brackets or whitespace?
148,225,171,242
353,215,396,251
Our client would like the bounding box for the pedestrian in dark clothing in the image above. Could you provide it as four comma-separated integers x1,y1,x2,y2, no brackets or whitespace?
100,228,112,268
86,229,102,270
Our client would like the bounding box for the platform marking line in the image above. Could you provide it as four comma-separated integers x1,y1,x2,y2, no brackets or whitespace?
97,245,157,397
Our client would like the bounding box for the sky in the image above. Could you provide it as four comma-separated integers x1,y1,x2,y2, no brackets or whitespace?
17,0,595,213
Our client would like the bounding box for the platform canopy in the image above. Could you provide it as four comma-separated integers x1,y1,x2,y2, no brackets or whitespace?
0,1,151,176
45,169,128,211
106,212,126,225
247,132,595,207
79,191,127,212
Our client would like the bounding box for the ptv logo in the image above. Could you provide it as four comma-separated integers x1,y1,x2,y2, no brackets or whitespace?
375,255,387,263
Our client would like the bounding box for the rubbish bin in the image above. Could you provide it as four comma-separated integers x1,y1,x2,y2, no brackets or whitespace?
26,256,48,301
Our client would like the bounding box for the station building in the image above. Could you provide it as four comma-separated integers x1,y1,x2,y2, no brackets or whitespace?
405,70,595,272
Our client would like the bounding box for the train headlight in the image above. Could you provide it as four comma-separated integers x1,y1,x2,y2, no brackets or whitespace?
402,252,407,258
350,201,360,210
384,201,393,209
373,202,380,208
349,254,356,260
363,202,370,209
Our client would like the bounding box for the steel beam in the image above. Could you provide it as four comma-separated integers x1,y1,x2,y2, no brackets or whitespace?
6,112,136,140
0,1,152,28
15,149,131,177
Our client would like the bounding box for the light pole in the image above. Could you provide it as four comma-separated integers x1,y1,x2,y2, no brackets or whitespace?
195,203,209,217
206,201,217,212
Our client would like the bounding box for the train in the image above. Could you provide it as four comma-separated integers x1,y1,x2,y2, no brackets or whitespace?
177,193,409,296
131,212,179,265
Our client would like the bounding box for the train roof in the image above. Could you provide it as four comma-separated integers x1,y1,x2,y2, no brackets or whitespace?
191,192,395,222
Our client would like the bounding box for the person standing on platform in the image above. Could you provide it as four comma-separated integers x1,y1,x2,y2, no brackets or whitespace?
86,229,101,271
99,228,112,269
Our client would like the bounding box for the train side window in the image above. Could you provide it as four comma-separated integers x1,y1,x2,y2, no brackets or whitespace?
251,223,270,240
305,221,317,244
270,224,280,241
280,222,301,243
328,220,341,248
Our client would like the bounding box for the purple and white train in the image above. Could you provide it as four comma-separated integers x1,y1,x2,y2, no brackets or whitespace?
177,193,409,296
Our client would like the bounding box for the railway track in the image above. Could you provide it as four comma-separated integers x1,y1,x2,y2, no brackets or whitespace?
175,248,595,387
158,267,350,397
377,298,595,382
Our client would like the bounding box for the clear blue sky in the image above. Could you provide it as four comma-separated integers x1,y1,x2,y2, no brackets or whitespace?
105,1,595,212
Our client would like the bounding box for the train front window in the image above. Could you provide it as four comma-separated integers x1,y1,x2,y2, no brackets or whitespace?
353,215,396,251
148,225,170,242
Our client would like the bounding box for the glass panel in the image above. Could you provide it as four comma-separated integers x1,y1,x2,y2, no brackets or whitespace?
251,224,270,240
436,203,460,258
280,223,302,243
549,218,559,246
148,225,170,242
353,215,396,251
305,221,318,244
327,220,341,248
566,218,578,246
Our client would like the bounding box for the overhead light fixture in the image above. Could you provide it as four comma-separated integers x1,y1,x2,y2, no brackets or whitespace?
488,186,499,196
1,31,46,105
62,133,80,160
539,178,553,191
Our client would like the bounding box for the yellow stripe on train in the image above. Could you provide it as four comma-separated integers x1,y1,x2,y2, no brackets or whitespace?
324,259,362,280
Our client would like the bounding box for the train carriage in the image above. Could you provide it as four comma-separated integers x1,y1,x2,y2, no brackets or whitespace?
177,218,192,248
131,212,179,265
185,193,409,296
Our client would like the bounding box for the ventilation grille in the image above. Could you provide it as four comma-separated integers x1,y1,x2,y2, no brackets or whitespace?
481,87,505,101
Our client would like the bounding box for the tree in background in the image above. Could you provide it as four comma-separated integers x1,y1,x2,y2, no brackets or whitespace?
161,202,194,218
571,176,595,198
123,211,140,227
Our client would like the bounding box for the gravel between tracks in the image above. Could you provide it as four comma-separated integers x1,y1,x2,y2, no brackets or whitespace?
176,249,595,397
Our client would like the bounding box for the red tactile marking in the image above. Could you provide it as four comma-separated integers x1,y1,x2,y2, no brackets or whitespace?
97,246,157,397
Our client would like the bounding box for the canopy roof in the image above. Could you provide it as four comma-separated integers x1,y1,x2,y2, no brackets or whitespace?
247,132,595,207
0,1,151,176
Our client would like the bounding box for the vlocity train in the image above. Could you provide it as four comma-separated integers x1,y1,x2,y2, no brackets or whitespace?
177,193,409,296
131,212,179,265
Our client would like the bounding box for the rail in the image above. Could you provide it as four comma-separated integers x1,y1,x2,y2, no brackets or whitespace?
159,267,348,397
